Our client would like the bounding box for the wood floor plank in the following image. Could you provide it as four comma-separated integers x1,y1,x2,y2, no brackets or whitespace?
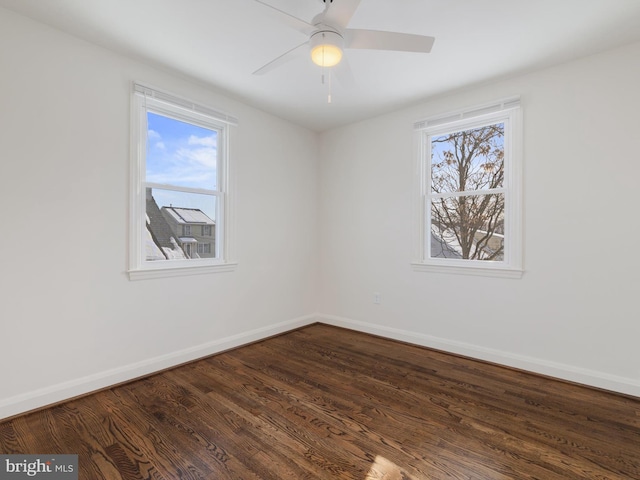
1,323,638,479
222,342,513,478
282,327,640,452
246,332,601,479
191,358,372,478
138,370,320,479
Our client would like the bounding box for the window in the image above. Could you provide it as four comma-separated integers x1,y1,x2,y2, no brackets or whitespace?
202,225,212,236
197,243,211,255
412,98,522,278
129,83,237,280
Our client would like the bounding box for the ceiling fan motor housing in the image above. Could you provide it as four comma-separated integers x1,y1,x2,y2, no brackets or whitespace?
310,29,344,67
310,29,343,47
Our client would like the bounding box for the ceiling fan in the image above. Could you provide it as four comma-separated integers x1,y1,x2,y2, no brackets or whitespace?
252,0,435,76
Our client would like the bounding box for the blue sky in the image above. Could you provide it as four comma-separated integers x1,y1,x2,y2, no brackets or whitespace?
146,112,218,219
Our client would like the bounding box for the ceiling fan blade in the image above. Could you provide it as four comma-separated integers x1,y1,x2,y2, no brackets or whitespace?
321,0,362,29
253,41,308,75
333,56,356,90
253,0,316,35
345,29,435,53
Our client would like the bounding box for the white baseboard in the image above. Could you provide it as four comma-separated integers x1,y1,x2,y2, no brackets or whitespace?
318,313,640,398
3,312,637,421
0,314,317,421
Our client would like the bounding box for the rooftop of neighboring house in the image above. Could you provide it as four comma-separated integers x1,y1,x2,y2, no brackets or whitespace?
162,206,215,225
147,196,180,251
431,233,462,259
145,190,188,260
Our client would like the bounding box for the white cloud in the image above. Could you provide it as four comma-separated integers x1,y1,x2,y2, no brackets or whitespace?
188,134,216,147
176,146,217,168
146,131,217,191
148,129,161,140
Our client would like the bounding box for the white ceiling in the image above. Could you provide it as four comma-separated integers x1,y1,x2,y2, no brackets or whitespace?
2,0,640,131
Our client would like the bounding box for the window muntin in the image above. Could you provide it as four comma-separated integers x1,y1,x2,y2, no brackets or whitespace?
414,100,522,277
130,84,235,278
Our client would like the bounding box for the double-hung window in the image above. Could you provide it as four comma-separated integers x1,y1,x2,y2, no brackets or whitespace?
413,98,523,278
129,83,237,280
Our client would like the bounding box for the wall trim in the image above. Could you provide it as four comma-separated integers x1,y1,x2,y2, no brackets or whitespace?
0,314,317,421
318,313,640,398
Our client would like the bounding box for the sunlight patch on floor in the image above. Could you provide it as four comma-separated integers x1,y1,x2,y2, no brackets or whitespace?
365,455,416,480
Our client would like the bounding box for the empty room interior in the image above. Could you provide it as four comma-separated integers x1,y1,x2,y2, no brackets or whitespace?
1,0,639,478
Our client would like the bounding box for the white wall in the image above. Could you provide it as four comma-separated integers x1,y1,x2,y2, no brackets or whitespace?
0,8,319,419
318,42,640,396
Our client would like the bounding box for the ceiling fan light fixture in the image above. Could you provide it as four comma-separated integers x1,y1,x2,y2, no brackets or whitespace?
310,30,343,67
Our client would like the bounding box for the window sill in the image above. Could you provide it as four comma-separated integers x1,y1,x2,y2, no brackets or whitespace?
128,262,238,281
411,262,523,279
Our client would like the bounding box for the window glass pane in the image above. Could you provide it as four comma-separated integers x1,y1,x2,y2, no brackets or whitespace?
430,193,504,261
431,123,504,193
145,187,216,261
146,112,218,190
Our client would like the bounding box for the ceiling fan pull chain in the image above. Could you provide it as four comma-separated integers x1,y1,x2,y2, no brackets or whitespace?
320,65,332,104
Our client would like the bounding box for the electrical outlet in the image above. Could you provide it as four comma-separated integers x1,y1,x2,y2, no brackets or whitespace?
373,292,381,304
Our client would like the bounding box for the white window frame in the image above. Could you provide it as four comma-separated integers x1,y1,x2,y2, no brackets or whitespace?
129,83,237,280
412,98,523,278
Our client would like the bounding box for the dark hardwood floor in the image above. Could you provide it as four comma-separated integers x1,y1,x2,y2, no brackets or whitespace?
1,323,639,479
